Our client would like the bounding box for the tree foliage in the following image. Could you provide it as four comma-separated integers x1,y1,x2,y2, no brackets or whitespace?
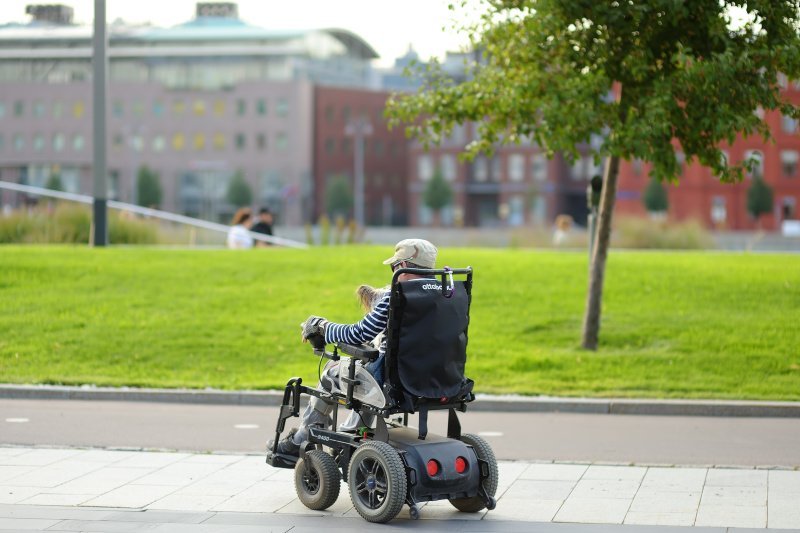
747,177,774,220
387,0,800,349
226,171,253,208
423,169,454,213
45,173,63,192
325,175,353,218
642,177,668,214
136,166,162,208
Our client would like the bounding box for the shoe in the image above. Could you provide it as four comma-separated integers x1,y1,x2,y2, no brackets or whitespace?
267,427,300,457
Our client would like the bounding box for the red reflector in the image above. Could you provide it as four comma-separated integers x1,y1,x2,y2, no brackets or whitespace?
426,459,440,476
455,456,467,473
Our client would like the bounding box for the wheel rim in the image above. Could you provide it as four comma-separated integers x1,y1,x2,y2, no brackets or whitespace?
353,456,388,510
302,465,320,495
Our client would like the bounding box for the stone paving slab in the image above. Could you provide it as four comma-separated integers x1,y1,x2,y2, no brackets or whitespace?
0,446,799,530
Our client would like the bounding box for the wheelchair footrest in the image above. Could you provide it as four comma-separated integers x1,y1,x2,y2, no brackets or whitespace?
266,451,298,469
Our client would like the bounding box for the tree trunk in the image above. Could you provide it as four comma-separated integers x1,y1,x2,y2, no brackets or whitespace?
581,86,629,350
581,154,621,350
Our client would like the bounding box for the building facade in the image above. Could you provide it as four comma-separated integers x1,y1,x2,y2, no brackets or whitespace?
0,2,378,225
312,86,408,225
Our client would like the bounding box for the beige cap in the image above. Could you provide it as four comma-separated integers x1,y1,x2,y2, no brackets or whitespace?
382,238,437,269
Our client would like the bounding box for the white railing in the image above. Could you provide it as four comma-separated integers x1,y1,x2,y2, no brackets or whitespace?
0,181,308,249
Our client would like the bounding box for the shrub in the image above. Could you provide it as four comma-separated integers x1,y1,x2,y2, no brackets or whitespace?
613,216,713,249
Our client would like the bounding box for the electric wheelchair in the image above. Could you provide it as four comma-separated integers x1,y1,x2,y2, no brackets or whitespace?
266,266,498,523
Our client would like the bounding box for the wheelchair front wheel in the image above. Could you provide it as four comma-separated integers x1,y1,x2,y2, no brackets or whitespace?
295,449,341,510
348,441,407,523
449,433,499,513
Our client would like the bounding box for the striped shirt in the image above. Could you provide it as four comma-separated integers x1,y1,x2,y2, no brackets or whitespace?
324,291,391,354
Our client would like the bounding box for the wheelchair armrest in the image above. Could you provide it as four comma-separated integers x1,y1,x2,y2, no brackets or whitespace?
336,342,379,363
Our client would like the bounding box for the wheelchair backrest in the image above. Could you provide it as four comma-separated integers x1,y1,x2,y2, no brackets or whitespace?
383,267,473,407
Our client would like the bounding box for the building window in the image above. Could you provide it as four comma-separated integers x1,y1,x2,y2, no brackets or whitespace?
53,133,65,152
509,154,525,182
276,98,289,117
781,114,798,134
531,195,546,224
490,157,501,181
237,99,246,116
133,102,144,118
342,106,351,122
193,133,205,150
72,134,85,151
33,101,45,118
173,100,185,116
782,197,797,220
193,100,206,116
781,150,798,177
275,131,288,150
473,156,488,182
235,133,246,150
418,154,433,181
13,101,24,117
341,138,352,154
112,101,124,118
73,101,84,119
256,133,267,150
172,133,185,151
33,133,44,151
153,101,164,117
373,139,384,155
152,135,165,152
744,149,764,179
112,133,123,150
13,134,24,151
325,137,335,154
711,196,727,225
256,99,267,115
441,154,457,181
213,100,225,116
571,156,587,180
325,105,335,123
213,133,225,150
131,135,143,152
532,154,547,181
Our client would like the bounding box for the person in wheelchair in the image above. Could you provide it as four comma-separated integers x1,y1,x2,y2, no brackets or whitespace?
267,238,439,458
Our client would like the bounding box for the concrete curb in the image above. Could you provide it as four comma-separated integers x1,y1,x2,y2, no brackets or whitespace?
2,384,799,417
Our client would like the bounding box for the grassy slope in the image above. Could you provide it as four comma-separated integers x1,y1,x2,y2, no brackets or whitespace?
1,246,798,400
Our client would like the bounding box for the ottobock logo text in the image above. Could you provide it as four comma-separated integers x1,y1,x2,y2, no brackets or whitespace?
422,283,442,290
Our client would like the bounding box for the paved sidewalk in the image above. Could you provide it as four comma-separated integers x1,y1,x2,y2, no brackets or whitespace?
1,446,798,530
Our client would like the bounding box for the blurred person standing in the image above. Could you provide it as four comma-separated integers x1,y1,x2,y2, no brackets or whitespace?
227,207,254,249
250,207,274,247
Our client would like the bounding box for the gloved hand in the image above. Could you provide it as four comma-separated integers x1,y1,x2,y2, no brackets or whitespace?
300,315,328,349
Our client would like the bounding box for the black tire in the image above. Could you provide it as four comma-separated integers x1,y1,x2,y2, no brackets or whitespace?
295,449,341,511
348,441,408,523
449,433,499,513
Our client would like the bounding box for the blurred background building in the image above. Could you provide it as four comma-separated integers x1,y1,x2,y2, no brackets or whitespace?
0,2,798,231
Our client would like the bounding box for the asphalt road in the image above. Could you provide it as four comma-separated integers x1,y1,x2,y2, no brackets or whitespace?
1,398,799,467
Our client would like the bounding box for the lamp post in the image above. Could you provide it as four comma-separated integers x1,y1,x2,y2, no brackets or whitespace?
91,0,108,246
345,116,372,228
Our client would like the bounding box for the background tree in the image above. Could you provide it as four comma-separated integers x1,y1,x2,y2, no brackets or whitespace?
387,0,800,349
325,175,353,219
747,176,774,225
423,168,453,225
226,171,252,208
136,166,162,208
642,177,669,216
45,173,63,192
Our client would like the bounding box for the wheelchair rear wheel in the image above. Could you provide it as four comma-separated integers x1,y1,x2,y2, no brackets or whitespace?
295,449,341,510
348,441,408,523
449,433,498,512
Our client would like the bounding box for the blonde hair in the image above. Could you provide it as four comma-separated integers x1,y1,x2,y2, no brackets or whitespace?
356,284,389,312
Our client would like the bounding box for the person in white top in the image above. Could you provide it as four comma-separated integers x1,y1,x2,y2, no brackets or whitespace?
227,207,254,249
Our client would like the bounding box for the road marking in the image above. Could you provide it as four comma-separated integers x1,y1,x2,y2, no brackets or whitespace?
234,424,259,430
477,431,503,437
5,418,29,423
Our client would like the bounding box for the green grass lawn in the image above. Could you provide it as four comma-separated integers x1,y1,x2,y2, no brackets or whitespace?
1,245,798,400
